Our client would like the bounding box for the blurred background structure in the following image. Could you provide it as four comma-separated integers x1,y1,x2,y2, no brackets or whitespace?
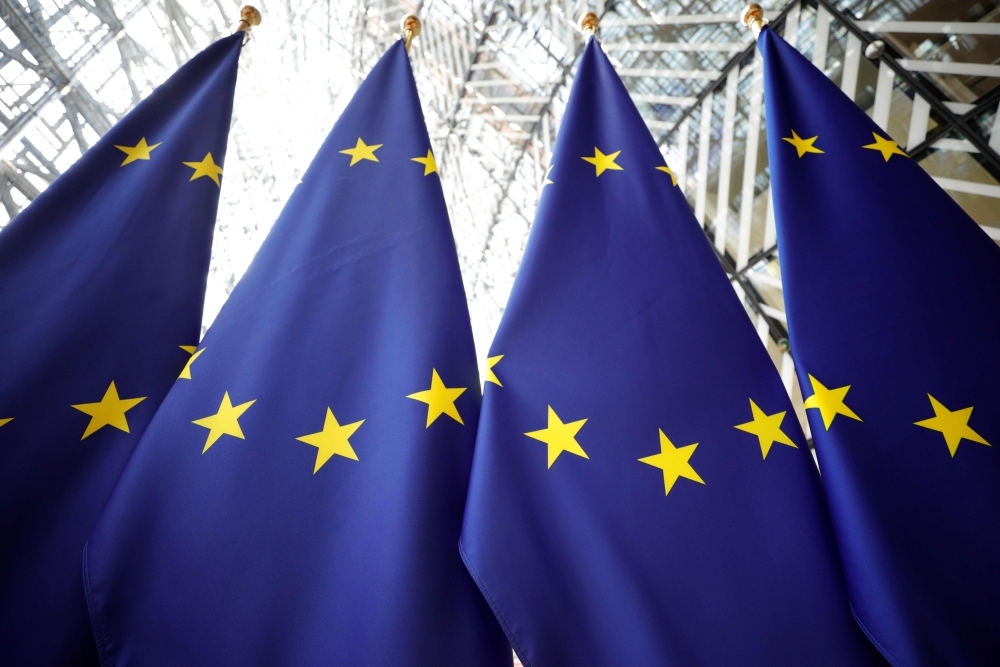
1,0,998,450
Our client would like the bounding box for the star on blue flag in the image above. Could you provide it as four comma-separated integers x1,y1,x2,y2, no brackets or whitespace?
0,34,242,664
459,37,883,666
83,40,510,666
760,25,1000,665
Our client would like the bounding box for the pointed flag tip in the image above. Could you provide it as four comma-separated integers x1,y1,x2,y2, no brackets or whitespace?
235,5,261,36
401,14,421,50
578,11,599,37
740,4,767,38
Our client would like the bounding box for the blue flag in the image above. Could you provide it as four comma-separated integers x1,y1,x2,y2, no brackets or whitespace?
83,40,510,665
0,34,242,664
459,38,882,666
760,26,1000,666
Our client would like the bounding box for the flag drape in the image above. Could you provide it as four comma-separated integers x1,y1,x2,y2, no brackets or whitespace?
760,25,1000,666
0,34,242,665
83,40,510,666
460,37,883,667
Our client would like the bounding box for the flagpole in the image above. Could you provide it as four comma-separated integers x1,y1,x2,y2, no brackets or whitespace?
402,14,421,51
740,4,768,38
578,11,598,38
235,5,262,36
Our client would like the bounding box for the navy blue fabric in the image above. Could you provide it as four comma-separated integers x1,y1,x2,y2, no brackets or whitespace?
0,35,241,665
460,38,882,667
760,26,1000,667
83,41,511,666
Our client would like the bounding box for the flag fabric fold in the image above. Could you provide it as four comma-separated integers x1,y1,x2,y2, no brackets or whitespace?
0,34,242,665
459,37,883,667
760,25,1000,666
83,40,510,666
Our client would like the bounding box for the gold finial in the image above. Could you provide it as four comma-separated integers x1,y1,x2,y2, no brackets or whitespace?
236,5,261,35
579,11,599,37
740,4,768,39
401,14,421,51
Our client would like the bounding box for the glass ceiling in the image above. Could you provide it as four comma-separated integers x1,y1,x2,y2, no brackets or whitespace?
1,0,998,410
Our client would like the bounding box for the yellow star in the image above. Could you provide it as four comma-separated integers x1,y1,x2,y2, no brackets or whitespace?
525,406,588,468
115,137,161,166
915,394,990,457
411,149,438,176
782,130,824,158
407,369,467,427
0,417,12,429
193,392,255,453
543,165,553,187
179,347,205,380
485,355,504,386
735,399,798,459
639,429,705,496
863,132,908,162
183,152,224,186
71,382,147,440
582,147,623,176
296,408,364,473
656,165,678,186
803,374,862,430
340,138,382,166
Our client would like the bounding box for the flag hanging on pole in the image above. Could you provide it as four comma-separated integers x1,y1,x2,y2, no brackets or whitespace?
758,21,1000,666
0,33,243,665
459,35,883,666
83,38,511,666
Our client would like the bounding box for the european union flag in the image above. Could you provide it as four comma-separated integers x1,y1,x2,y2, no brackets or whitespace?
760,25,1000,666
459,37,883,666
83,40,510,665
0,34,242,664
